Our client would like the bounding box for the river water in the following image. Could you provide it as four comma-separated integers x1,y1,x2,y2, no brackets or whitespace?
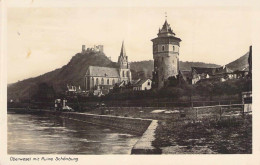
7,114,139,154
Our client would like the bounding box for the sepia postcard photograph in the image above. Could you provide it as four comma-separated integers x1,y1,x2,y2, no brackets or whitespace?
0,0,260,165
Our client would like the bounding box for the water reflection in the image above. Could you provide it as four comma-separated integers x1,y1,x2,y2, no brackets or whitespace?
8,114,139,154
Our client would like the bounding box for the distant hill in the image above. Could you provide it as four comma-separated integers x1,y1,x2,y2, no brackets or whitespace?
130,60,154,80
226,52,249,71
130,60,220,80
8,51,229,100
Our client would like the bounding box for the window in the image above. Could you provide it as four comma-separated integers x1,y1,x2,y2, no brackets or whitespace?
112,79,115,85
101,78,104,85
92,78,94,86
162,45,165,51
96,78,99,85
122,71,125,77
107,79,109,85
126,71,129,77
173,46,175,52
148,82,150,86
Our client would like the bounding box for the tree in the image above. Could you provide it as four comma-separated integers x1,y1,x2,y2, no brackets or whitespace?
195,81,214,100
33,83,56,102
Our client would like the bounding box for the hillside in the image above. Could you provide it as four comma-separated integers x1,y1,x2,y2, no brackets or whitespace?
130,60,220,80
8,51,117,100
226,52,249,71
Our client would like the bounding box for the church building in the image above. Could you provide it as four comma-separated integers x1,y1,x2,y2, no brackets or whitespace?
152,18,182,89
84,42,132,91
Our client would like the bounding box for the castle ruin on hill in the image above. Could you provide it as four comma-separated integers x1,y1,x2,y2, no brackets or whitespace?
82,44,104,53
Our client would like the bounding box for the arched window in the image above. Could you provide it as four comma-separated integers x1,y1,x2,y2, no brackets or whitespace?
107,79,109,85
122,71,125,77
112,79,115,85
92,77,94,86
101,78,104,85
173,46,175,52
96,78,99,85
162,45,165,51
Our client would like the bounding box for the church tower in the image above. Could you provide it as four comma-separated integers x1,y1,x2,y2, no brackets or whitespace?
118,41,132,83
151,18,181,88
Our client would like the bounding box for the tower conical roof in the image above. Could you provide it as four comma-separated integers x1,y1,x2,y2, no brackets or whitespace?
158,20,175,36
120,41,126,57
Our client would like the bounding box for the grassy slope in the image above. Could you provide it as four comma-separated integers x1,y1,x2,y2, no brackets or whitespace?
226,52,249,71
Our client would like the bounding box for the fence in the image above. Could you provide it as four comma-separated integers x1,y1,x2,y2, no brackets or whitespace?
104,100,242,108
8,100,242,110
192,103,251,120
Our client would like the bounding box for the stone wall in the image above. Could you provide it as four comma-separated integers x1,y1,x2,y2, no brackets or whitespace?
39,110,151,136
58,111,151,136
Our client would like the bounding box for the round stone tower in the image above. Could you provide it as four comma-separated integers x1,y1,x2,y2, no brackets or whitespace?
151,19,181,89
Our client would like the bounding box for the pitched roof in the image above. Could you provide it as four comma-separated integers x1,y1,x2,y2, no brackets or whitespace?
180,70,192,78
133,78,151,86
192,67,216,75
215,66,233,74
118,81,125,87
242,66,249,71
192,66,233,76
88,66,119,77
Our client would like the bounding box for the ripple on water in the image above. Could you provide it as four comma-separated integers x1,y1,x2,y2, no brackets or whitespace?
78,138,101,143
8,114,140,154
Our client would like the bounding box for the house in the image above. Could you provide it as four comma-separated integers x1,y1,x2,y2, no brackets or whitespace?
133,79,152,91
191,66,234,84
66,85,81,94
242,91,252,112
232,66,249,79
179,70,192,84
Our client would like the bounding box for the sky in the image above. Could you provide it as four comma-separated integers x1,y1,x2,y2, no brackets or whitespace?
7,6,252,83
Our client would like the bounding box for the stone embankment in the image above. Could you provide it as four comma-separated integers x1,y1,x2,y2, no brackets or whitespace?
56,111,151,136
131,120,161,154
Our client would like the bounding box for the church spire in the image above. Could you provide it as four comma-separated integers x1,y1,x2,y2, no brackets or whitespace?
120,41,126,57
